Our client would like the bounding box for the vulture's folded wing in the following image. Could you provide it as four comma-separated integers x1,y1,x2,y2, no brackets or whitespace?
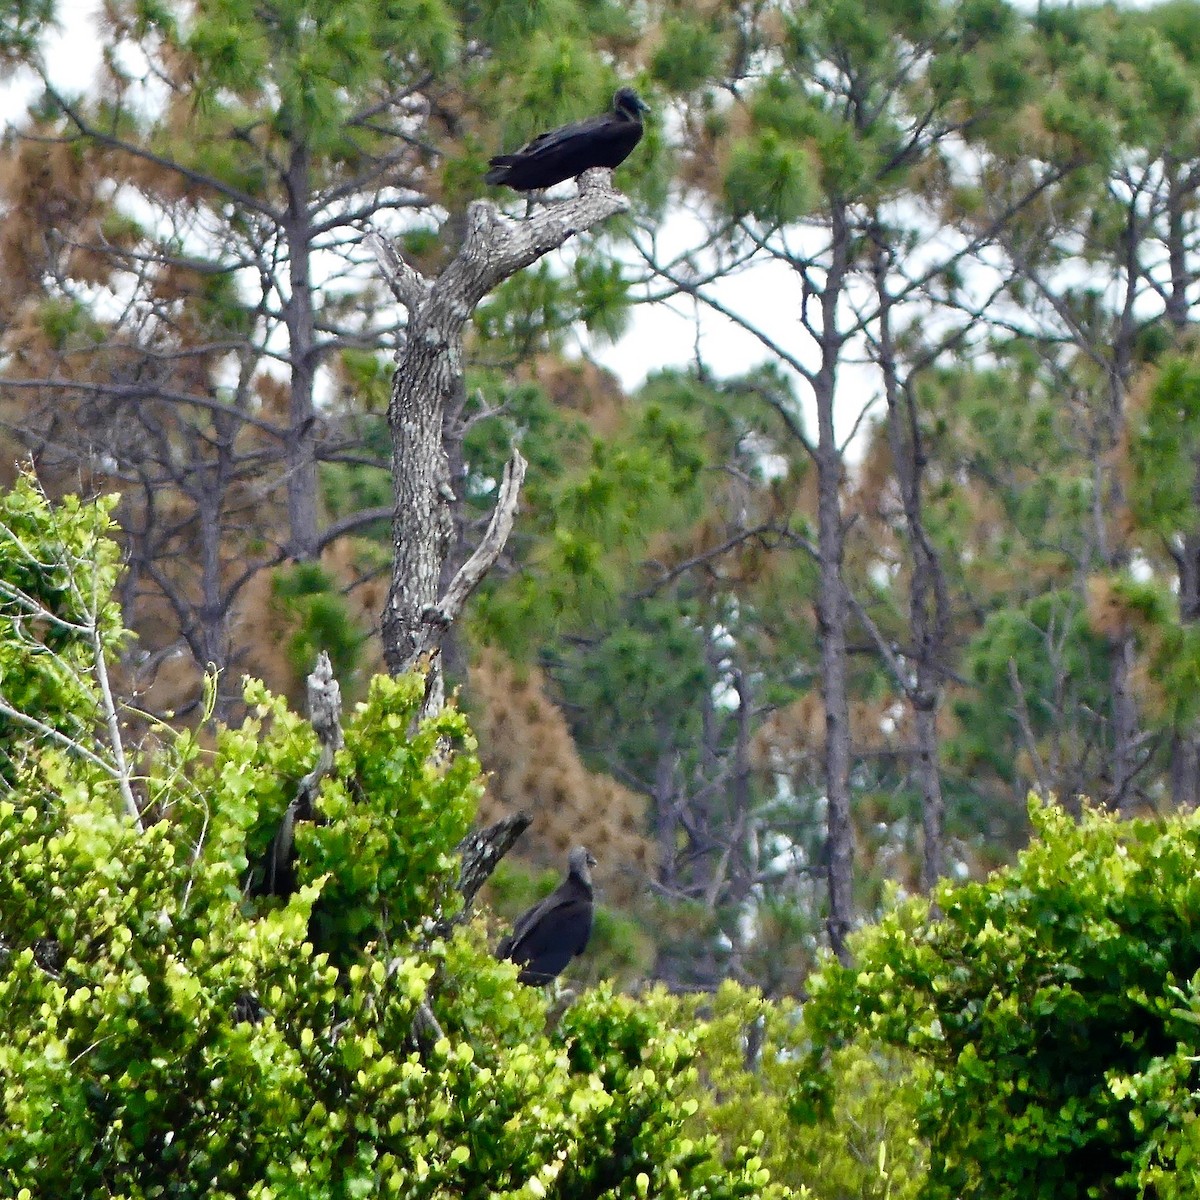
508,114,612,161
501,888,594,983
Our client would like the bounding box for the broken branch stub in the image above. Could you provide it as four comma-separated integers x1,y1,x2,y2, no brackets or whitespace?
267,651,344,895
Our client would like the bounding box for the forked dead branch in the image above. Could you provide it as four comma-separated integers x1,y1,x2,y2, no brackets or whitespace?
367,167,630,713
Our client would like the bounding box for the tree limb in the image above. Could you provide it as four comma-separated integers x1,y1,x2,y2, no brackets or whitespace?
420,448,527,647
380,169,628,681
365,228,430,312
449,810,534,923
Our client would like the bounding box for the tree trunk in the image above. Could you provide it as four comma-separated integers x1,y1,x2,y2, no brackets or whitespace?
282,141,321,562
1106,210,1143,810
1165,163,1199,808
375,171,631,696
872,231,950,893
1110,634,1140,810
815,206,853,965
915,700,944,890
1170,527,1200,808
437,375,472,686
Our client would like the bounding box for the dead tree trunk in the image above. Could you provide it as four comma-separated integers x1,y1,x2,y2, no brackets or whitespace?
814,204,854,966
370,169,629,714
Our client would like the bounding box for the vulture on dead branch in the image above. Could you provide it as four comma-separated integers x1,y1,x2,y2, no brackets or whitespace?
497,846,597,985
484,88,650,192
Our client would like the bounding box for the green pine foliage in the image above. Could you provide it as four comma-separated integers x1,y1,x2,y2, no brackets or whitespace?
724,129,816,226
469,370,717,654
650,16,727,94
948,589,1111,787
0,0,55,63
1128,354,1200,542
272,563,365,694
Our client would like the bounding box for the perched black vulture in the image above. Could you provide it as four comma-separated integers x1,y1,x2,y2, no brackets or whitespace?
485,88,650,192
497,846,597,985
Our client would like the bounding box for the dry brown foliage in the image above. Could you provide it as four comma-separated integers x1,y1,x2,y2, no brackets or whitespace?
468,648,655,903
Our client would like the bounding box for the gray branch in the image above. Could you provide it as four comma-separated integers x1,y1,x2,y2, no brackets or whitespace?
268,652,344,893
421,448,528,652
365,229,430,313
450,810,534,922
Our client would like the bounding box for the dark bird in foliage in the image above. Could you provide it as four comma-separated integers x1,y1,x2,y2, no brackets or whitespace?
485,88,650,193
497,846,597,985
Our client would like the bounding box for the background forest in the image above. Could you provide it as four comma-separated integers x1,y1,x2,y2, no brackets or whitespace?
5,0,1200,1195
6,0,1200,984
4,0,1195,984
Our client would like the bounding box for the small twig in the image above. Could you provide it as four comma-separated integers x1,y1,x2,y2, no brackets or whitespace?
78,545,139,826
91,616,141,828
0,693,122,781
0,579,90,634
1007,658,1050,796
412,1000,445,1051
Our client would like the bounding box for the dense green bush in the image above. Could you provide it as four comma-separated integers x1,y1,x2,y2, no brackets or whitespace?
0,475,128,778
647,981,925,1200
0,480,794,1200
799,797,1200,1200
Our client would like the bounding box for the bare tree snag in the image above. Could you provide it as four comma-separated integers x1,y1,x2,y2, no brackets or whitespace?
267,651,344,894
368,168,630,703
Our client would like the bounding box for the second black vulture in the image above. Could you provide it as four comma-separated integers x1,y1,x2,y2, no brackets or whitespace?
497,846,597,985
485,88,650,193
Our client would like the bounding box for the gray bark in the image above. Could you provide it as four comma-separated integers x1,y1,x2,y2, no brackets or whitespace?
267,651,344,894
447,812,534,929
815,204,854,966
1106,207,1142,811
372,169,630,693
1165,161,1200,808
871,234,950,893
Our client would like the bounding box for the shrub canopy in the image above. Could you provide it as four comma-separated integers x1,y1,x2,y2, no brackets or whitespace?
0,479,788,1200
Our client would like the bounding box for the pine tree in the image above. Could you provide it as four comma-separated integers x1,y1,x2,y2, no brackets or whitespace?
636,0,1040,957
0,0,648,713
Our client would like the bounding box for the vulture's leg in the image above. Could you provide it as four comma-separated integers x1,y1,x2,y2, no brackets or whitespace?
523,188,550,218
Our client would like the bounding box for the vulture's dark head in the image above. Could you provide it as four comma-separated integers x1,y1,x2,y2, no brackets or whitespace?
568,845,598,888
613,87,650,121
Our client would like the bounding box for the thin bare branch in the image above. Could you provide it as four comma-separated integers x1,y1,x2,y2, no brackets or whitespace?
423,449,527,636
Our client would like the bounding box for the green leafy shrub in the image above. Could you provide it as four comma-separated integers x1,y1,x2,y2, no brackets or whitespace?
0,480,797,1200
799,797,1200,1200
649,981,925,1200
0,474,128,776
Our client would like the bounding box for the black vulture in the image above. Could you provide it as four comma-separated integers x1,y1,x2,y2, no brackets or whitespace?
485,88,650,193
497,846,597,985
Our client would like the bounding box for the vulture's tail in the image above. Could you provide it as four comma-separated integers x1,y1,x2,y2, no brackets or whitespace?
485,156,517,185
